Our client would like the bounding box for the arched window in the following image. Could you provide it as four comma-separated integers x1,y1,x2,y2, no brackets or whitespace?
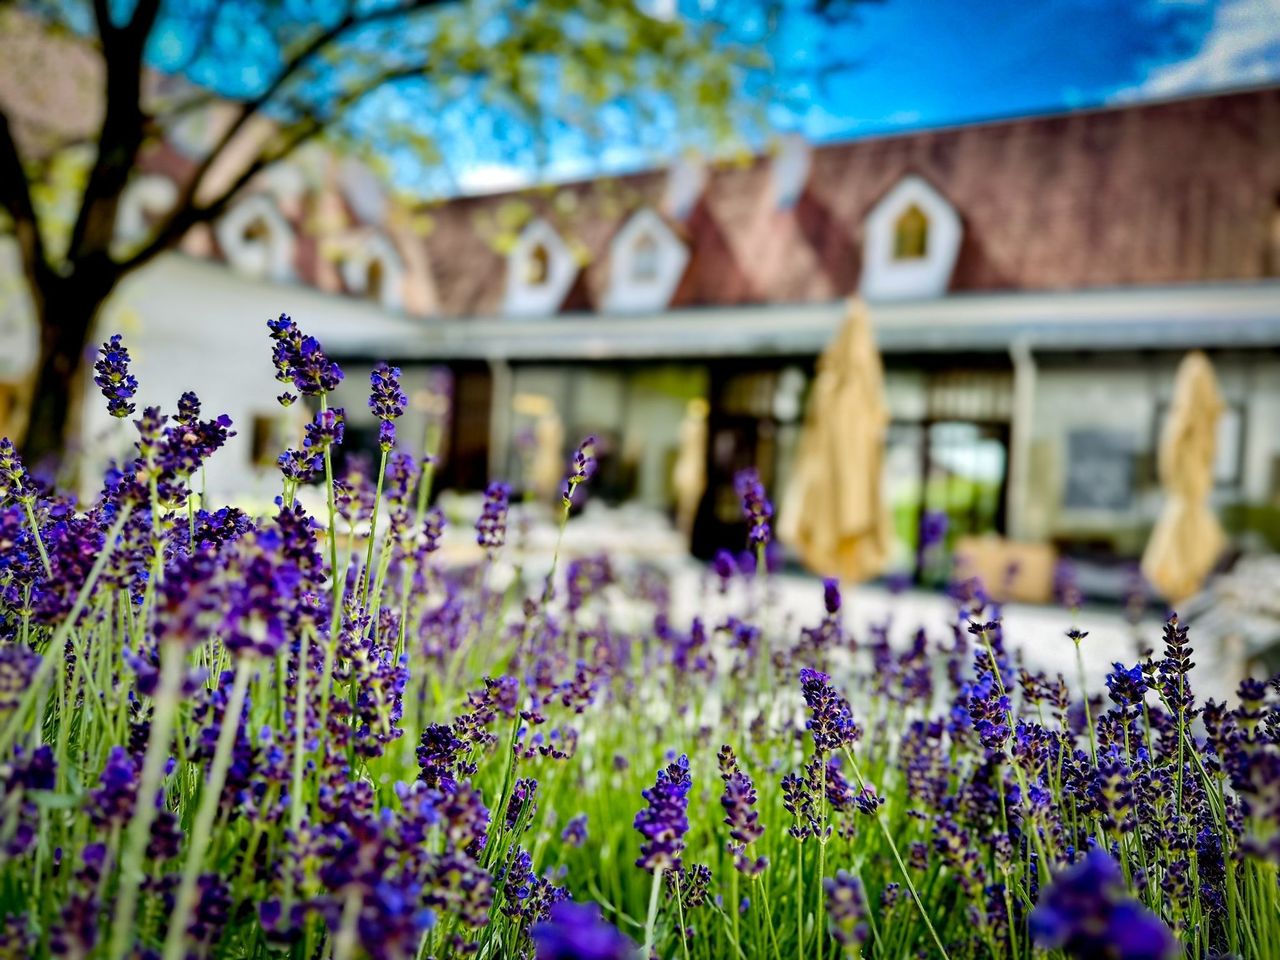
242,216,271,244
366,259,385,302
632,233,659,282
526,242,551,285
893,204,929,260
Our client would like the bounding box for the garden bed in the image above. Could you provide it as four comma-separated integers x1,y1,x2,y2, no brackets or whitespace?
0,318,1276,959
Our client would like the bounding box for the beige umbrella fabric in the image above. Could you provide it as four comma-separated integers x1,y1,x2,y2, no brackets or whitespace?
528,413,565,503
778,298,891,581
672,398,708,543
1141,351,1226,603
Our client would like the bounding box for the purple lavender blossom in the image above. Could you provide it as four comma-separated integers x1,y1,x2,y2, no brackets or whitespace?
919,509,948,551
634,754,692,873
267,313,343,396
0,439,32,502
718,745,767,875
93,334,139,418
278,448,321,484
532,900,637,960
1030,850,1177,960
712,550,736,593
475,481,510,553
370,362,408,451
733,468,772,547
562,436,597,506
822,578,842,615
1054,558,1084,610
1105,662,1149,711
798,667,860,754
303,408,344,452
175,390,200,425
824,870,869,952
561,814,588,848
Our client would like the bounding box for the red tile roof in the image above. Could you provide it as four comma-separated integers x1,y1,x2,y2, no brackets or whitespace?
415,86,1280,317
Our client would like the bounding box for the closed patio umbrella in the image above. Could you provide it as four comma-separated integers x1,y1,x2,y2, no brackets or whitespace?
778,298,891,581
1141,350,1225,603
672,398,708,542
529,412,565,503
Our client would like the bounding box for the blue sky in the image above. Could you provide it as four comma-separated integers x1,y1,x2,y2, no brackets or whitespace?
449,0,1280,194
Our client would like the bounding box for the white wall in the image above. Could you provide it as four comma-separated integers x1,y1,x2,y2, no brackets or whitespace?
0,252,429,505
1025,355,1280,547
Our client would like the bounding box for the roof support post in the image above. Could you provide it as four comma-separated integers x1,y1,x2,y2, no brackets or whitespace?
1006,338,1037,541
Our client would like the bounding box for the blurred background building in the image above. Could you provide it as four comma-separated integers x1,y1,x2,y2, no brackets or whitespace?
2,4,1279,607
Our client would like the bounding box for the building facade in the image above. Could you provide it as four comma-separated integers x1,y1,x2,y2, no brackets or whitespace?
3,85,1280,586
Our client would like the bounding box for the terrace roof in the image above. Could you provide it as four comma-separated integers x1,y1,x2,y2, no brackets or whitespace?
332,281,1280,362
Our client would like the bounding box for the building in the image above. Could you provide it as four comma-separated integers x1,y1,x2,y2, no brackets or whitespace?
395,85,1280,582
3,80,1280,585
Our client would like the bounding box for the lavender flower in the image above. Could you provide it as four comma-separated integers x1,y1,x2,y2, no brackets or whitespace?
278,448,321,484
734,468,772,547
1054,559,1083,610
476,481,511,553
0,644,41,714
303,408,344,452
560,814,588,847
370,362,408,450
0,439,32,502
823,577,842,615
920,509,948,551
563,436,597,506
531,900,637,960
634,754,691,873
1029,850,1177,960
798,667,860,754
718,745,767,875
1106,662,1148,711
267,313,343,396
824,871,869,953
93,334,139,418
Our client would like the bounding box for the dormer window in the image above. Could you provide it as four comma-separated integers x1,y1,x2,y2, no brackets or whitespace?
215,193,295,283
631,233,659,283
861,175,962,302
504,219,577,317
366,259,384,302
242,217,271,244
893,204,929,260
114,175,178,254
339,231,405,311
526,242,551,285
603,208,687,313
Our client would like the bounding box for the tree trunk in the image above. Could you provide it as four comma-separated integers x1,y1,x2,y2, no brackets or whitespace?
20,274,116,472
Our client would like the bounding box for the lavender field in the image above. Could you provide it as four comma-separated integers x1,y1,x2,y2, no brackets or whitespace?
0,317,1277,960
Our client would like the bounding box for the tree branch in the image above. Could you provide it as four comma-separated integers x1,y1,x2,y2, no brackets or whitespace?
119,64,428,275
91,0,114,37
0,108,50,292
65,0,159,264
128,0,163,37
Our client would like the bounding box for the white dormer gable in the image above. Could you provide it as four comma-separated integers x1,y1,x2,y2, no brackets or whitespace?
662,156,706,222
771,134,811,209
115,175,177,251
215,193,295,283
604,209,688,313
340,232,405,312
860,174,962,302
504,218,576,317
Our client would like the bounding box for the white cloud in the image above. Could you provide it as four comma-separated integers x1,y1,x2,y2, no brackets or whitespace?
1132,0,1280,97
454,163,533,195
